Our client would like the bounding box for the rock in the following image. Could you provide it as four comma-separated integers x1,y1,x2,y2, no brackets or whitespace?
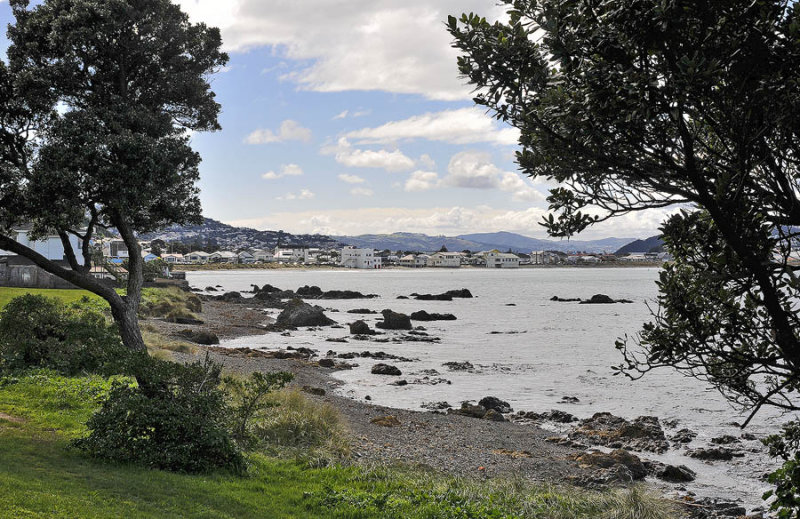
376,309,412,330
687,498,747,518
686,447,744,461
349,320,375,335
519,409,578,423
396,295,409,299
449,402,487,419
421,401,451,410
671,428,697,444
443,289,473,298
575,449,647,480
297,286,379,299
390,379,408,386
479,396,512,414
205,286,218,292
483,409,506,422
371,363,401,376
326,337,348,343
710,435,740,445
656,464,696,483
317,358,335,368
409,310,457,321
442,361,475,371
177,329,219,345
579,294,634,304
569,413,669,453
413,293,452,301
347,308,378,314
171,316,204,325
560,396,580,403
370,415,401,427
551,296,581,302
296,285,324,297
302,386,326,396
219,291,244,302
276,299,335,327
505,303,516,306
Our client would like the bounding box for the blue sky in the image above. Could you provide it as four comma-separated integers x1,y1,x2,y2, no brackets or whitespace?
0,0,669,239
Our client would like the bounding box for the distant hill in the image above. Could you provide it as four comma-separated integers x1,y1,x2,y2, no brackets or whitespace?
140,218,342,250
337,231,637,254
615,235,664,255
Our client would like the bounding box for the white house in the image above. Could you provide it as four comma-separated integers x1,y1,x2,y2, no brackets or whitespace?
237,251,256,264
530,251,562,265
252,249,275,262
485,250,520,268
103,240,129,260
161,253,185,264
208,251,238,263
274,247,306,263
185,251,211,264
0,227,84,264
415,254,430,268
340,247,382,269
428,252,462,268
304,248,322,264
399,254,417,268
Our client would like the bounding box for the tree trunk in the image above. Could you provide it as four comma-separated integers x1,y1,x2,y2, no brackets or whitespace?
109,298,146,353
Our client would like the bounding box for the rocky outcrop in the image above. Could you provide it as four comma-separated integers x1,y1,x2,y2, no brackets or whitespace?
574,449,647,481
655,464,696,483
409,310,457,321
376,309,412,330
296,285,379,299
347,308,378,314
686,447,744,461
371,363,402,376
177,329,220,345
442,361,475,371
411,289,473,301
568,413,669,453
349,320,376,335
276,299,335,327
448,402,506,421
551,296,581,302
479,396,512,414
517,409,578,423
579,294,634,304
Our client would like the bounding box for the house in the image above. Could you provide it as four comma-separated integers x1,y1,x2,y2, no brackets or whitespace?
274,247,306,263
340,247,382,269
252,249,275,262
399,254,417,268
303,248,322,264
141,250,160,262
415,254,430,268
619,253,649,262
428,252,462,268
485,250,520,268
104,240,129,260
185,251,211,264
161,253,185,264
530,251,562,265
208,251,238,263
0,225,89,289
0,226,84,264
237,251,256,264
89,265,128,281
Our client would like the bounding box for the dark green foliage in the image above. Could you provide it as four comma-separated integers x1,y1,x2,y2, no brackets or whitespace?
224,371,293,448
764,422,800,518
74,355,246,474
0,294,129,375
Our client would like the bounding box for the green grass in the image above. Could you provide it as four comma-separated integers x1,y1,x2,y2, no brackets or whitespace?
0,370,680,519
0,288,107,311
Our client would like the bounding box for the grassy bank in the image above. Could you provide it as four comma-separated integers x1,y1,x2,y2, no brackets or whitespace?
0,370,679,519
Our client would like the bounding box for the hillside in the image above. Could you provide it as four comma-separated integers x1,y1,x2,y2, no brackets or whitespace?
140,218,342,250
615,235,664,255
457,232,635,254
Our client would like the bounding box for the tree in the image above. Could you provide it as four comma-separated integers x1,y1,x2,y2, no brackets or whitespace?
450,0,800,433
0,0,227,353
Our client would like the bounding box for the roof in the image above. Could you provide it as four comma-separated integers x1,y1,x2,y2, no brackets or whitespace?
187,251,211,257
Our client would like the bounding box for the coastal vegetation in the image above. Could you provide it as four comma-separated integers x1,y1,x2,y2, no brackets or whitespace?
450,0,800,513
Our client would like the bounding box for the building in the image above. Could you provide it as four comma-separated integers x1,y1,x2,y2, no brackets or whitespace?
141,251,160,262
208,251,238,263
428,252,462,268
185,251,211,264
104,240,129,260
530,250,562,265
340,247,382,269
0,225,85,288
0,226,83,264
485,250,520,268
274,247,306,263
161,253,185,264
237,251,256,264
252,249,274,263
399,254,417,268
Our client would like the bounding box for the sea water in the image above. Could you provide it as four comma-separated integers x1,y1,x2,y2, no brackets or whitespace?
187,267,791,509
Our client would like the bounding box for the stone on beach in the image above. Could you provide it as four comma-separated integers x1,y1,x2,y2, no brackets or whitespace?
371,363,402,376
276,299,335,327
376,309,412,330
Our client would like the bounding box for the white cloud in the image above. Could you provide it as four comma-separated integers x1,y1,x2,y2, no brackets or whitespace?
333,110,349,120
443,151,544,202
175,0,507,101
404,170,439,192
350,187,374,197
245,120,312,144
276,189,315,201
228,205,674,238
322,138,414,172
418,154,436,170
338,174,366,184
333,109,371,120
345,108,519,146
262,163,304,180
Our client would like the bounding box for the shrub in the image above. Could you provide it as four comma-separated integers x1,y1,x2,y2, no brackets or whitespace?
224,371,293,447
764,421,800,517
0,294,129,375
74,355,245,474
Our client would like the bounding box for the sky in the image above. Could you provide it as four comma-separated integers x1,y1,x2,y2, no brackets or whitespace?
0,0,672,239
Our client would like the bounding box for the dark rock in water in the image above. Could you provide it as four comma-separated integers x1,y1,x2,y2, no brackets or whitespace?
421,401,451,410
569,413,669,453
371,363,401,376
551,295,581,302
219,291,244,302
444,288,473,298
560,396,580,404
505,303,516,306
347,308,378,314
686,498,747,519
254,283,284,294
296,285,324,297
409,310,457,321
376,309,412,330
442,361,475,371
391,379,408,386
360,351,415,362
177,329,219,345
740,432,759,441
205,286,218,292
296,285,378,299
671,428,697,444
483,409,506,422
574,449,647,481
318,358,335,368
396,295,409,299
413,293,452,301
519,409,578,423
710,435,740,445
449,402,488,419
349,320,375,335
656,464,696,483
302,386,326,396
686,447,744,461
326,337,348,343
578,294,634,304
479,396,512,414
276,299,335,327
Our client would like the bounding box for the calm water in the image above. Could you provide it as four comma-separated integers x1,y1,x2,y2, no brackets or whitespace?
187,267,790,509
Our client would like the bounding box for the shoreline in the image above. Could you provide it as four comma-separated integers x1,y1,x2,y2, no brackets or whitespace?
147,295,761,517
172,262,665,272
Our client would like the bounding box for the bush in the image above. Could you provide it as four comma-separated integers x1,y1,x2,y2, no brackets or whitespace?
764,422,800,517
74,355,246,474
224,371,293,447
0,294,129,375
